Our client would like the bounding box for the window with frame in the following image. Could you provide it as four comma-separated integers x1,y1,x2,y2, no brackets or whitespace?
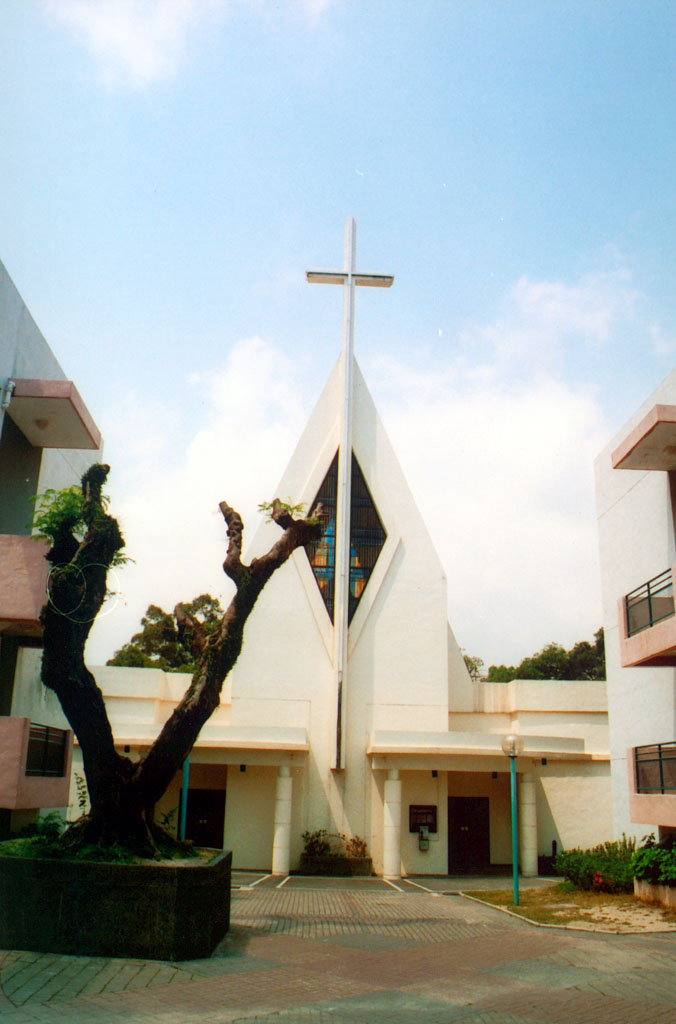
305,450,386,624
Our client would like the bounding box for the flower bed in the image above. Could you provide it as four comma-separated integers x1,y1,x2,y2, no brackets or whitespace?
298,853,372,876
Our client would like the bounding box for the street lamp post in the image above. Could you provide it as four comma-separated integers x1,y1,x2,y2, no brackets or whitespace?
501,733,524,905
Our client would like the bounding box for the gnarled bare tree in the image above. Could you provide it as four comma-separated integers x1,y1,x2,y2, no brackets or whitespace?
40,463,322,855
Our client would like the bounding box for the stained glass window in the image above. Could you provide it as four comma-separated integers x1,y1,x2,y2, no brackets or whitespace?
306,453,338,619
305,450,386,624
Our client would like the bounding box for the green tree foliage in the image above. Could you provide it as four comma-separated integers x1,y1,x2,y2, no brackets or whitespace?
462,654,484,681
107,594,224,673
29,486,130,567
485,664,516,682
486,629,605,682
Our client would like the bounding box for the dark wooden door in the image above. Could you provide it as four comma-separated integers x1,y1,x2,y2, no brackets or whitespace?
447,796,490,873
184,788,226,849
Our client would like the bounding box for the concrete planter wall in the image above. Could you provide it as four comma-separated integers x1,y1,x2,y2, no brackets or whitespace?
0,849,231,960
299,854,372,876
634,877,676,910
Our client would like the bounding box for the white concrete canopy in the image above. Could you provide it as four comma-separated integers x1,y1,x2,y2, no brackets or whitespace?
7,378,101,450
367,730,591,762
611,404,676,471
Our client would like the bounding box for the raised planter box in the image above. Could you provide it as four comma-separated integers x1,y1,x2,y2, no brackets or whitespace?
299,854,372,876
0,849,231,960
634,877,676,910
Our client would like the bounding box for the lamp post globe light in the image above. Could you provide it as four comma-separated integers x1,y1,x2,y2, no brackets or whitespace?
501,733,524,906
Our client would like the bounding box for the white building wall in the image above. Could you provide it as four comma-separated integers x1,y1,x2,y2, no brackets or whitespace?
224,765,278,870
538,761,613,852
0,259,101,504
225,355,453,869
11,648,69,730
399,771,448,875
595,368,676,838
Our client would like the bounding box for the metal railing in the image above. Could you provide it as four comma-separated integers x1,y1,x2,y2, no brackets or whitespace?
25,723,68,778
635,741,676,794
625,569,675,637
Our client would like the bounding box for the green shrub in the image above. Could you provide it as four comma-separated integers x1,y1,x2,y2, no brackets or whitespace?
632,834,676,887
555,835,636,893
301,830,369,860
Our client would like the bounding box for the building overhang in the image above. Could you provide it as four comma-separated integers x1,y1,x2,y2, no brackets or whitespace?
611,404,676,472
0,535,49,637
6,378,101,450
366,730,593,770
78,725,310,765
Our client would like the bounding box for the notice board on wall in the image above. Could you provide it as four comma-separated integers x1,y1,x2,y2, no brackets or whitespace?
408,805,437,834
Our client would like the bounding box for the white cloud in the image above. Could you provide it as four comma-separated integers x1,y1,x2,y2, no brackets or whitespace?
649,322,676,358
88,268,633,671
367,267,632,666
86,335,306,661
293,0,332,23
42,0,230,89
372,367,607,668
464,269,639,372
42,0,333,89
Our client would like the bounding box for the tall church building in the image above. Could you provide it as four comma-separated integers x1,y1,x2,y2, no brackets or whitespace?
84,224,612,877
225,349,461,876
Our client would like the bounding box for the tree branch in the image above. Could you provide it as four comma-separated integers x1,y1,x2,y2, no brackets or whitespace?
174,603,207,657
135,497,324,808
219,500,245,583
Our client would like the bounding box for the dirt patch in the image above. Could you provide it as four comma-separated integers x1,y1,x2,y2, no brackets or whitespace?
464,884,676,932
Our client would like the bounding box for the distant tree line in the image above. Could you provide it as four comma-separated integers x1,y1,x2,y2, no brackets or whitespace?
107,594,224,673
464,628,605,683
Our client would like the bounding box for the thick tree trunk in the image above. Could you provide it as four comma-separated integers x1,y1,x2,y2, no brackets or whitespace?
41,467,322,855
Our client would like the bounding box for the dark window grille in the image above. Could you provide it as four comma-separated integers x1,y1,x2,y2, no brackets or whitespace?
635,742,676,794
306,452,338,620
305,450,386,624
25,724,68,777
348,456,386,624
625,569,675,637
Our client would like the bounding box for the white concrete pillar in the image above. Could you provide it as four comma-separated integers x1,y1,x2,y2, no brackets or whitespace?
383,768,402,879
518,770,538,877
271,766,293,876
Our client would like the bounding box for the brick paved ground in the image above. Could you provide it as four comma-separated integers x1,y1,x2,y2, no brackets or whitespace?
2,887,676,1023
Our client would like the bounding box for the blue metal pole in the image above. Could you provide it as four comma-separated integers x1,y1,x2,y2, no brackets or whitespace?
510,754,519,906
179,756,190,841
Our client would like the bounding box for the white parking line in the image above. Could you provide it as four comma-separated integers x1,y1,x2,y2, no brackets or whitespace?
247,873,273,888
401,878,442,895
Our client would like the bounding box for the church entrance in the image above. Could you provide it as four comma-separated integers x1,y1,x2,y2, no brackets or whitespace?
447,796,490,873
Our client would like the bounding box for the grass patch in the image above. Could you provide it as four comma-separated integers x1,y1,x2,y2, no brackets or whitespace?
464,882,676,928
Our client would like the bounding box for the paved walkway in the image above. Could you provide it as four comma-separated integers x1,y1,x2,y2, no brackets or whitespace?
2,878,676,1023
232,872,557,894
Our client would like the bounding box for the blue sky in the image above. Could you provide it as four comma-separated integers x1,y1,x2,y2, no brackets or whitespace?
2,0,675,668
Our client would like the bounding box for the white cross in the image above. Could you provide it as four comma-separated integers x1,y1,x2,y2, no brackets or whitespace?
307,218,393,770
307,218,394,366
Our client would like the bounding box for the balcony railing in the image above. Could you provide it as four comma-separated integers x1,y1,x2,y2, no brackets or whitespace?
25,723,68,778
635,742,676,794
625,569,675,637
